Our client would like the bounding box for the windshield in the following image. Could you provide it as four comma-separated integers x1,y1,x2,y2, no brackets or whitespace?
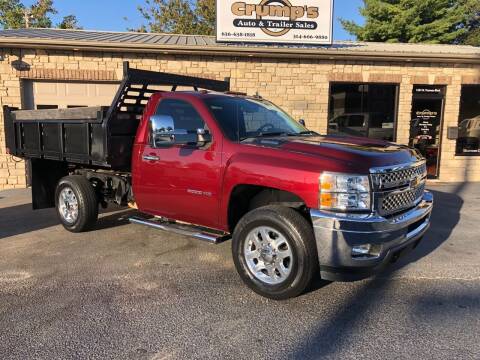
204,96,310,141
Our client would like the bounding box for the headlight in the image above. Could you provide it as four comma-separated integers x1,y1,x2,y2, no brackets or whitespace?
319,172,371,211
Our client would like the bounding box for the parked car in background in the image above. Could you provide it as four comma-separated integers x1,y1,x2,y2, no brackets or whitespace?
458,116,480,152
328,112,395,141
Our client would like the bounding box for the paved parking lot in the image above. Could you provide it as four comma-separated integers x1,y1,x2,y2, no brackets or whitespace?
0,183,479,360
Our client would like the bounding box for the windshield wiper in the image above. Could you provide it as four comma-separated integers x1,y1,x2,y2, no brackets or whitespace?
240,131,315,141
283,131,317,137
240,132,287,141
257,131,289,137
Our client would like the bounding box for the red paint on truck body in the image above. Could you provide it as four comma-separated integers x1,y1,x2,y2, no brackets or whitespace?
132,92,422,232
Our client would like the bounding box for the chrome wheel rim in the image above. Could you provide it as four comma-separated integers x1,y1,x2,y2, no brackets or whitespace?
58,187,79,224
244,226,294,285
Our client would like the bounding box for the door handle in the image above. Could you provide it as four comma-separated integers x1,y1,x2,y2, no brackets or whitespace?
143,155,160,161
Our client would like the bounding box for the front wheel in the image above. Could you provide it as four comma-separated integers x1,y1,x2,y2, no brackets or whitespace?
55,175,99,233
232,206,318,300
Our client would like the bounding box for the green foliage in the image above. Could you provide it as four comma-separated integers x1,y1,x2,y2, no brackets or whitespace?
462,27,480,46
134,0,215,35
0,0,80,30
29,0,56,28
58,15,82,30
341,0,479,45
0,0,26,29
194,0,215,36
459,0,479,45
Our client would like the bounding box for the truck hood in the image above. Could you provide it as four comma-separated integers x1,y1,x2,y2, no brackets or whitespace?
243,135,423,171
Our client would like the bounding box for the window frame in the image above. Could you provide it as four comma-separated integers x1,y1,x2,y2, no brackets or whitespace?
327,82,400,142
154,98,207,132
151,98,212,149
456,84,480,157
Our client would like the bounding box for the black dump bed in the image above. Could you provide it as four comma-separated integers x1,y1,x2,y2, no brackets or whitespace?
3,62,230,171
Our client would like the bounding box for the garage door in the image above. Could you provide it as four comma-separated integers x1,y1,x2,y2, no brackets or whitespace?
23,80,120,110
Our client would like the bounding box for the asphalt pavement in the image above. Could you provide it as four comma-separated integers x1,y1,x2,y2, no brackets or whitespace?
0,183,479,360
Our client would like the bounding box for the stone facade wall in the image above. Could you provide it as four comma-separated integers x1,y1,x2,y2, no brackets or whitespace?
0,47,479,190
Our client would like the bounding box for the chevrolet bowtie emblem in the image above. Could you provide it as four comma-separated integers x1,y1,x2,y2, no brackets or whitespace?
410,176,420,189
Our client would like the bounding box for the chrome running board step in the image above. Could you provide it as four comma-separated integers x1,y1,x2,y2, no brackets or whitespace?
129,216,230,244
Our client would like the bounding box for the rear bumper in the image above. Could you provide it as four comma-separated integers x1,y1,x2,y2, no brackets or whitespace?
310,191,433,282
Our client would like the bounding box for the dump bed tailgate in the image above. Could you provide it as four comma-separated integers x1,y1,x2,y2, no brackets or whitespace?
4,106,110,167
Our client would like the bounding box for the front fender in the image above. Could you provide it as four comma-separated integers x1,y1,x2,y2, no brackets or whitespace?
219,152,320,228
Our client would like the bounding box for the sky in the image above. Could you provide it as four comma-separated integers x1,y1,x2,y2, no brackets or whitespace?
23,0,365,41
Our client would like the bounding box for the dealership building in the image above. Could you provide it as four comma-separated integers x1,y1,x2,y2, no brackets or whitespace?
0,28,479,189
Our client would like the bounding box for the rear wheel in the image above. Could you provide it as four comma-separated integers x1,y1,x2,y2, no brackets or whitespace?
232,206,318,300
55,175,98,233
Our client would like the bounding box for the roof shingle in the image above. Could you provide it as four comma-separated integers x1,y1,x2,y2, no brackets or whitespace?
0,28,478,62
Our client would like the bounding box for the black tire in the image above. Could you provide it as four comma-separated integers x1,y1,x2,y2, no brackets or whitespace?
55,175,99,233
232,206,318,300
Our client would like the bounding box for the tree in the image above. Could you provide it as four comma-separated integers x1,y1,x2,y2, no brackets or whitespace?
459,0,479,45
341,0,479,45
462,28,479,46
0,0,81,30
194,0,215,35
0,0,26,29
58,15,82,30
29,0,56,28
133,0,215,35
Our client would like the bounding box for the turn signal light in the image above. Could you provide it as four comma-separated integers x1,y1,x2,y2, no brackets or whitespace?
320,193,333,208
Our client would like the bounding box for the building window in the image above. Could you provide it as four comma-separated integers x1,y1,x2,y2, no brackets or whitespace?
36,105,59,110
328,83,398,142
457,85,480,156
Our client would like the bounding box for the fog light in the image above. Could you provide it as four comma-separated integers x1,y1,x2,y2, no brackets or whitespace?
352,244,382,259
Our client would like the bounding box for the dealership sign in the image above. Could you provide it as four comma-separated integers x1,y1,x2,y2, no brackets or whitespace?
216,0,334,45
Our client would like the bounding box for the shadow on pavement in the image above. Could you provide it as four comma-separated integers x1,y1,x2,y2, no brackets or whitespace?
291,184,467,359
413,292,480,315
0,204,59,240
95,209,139,231
0,202,137,240
389,187,463,271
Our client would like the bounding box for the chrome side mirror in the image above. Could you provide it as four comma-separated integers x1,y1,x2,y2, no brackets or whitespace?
197,128,212,143
150,115,188,147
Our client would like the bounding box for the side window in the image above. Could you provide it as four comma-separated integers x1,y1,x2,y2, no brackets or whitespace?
155,99,205,133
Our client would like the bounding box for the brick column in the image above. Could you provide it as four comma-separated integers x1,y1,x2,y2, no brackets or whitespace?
394,78,412,145
0,50,25,190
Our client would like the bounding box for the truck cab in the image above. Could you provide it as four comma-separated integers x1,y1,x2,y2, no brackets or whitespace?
4,64,433,299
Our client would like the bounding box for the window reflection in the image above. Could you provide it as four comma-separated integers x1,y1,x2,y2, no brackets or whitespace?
328,83,398,141
457,86,480,156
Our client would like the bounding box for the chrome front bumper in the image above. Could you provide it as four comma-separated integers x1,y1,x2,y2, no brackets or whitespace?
310,191,434,281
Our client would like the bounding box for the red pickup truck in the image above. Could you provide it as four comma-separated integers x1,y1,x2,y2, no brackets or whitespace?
4,63,433,299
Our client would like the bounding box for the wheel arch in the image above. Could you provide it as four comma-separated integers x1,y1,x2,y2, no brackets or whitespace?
227,184,309,233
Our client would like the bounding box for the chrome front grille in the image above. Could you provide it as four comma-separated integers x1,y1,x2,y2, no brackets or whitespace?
379,183,426,216
371,162,427,190
371,161,427,216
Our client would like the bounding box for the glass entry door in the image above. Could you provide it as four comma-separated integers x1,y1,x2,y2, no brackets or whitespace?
409,85,445,179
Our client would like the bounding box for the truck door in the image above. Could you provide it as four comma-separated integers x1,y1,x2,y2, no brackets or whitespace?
135,98,222,229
